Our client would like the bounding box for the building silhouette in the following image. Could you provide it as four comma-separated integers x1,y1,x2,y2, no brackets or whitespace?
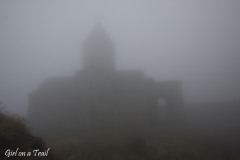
28,24,184,140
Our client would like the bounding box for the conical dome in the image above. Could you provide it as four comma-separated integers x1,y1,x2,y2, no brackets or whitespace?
82,24,115,72
83,23,114,47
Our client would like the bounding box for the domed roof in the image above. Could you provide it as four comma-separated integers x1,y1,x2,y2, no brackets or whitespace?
83,23,114,48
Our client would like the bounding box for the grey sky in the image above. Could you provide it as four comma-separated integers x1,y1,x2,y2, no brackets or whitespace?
0,0,240,116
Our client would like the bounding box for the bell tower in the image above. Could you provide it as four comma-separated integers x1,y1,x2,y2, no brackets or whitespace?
82,24,115,72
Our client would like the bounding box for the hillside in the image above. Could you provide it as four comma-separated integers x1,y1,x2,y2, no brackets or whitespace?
0,110,58,160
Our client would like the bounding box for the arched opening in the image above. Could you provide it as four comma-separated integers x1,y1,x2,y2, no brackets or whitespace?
157,98,167,122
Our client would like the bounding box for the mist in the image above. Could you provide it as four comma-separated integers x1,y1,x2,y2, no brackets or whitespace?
0,0,239,116
1,1,240,159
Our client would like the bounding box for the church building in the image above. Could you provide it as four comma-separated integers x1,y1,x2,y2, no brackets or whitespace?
28,24,184,140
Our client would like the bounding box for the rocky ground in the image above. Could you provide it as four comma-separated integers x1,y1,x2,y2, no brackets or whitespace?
1,107,240,160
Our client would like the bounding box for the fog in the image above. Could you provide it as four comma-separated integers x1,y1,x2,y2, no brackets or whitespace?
1,1,240,160
0,0,240,116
